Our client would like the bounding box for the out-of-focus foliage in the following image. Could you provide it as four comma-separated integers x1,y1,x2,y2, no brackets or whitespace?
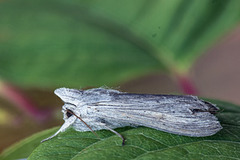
0,0,240,88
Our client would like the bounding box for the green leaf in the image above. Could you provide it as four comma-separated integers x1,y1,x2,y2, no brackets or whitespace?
1,100,240,160
0,127,59,160
0,0,240,87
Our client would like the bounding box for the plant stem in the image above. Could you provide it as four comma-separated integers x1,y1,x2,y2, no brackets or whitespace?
176,74,198,95
0,81,51,122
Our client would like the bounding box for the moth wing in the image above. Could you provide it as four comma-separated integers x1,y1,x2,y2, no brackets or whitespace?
93,93,222,137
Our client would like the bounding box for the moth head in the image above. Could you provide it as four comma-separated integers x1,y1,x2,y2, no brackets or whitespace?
54,88,83,106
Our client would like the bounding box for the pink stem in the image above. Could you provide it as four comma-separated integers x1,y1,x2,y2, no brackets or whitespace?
0,82,51,122
177,74,198,95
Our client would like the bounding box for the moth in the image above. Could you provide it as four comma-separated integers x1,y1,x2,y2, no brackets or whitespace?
42,87,222,145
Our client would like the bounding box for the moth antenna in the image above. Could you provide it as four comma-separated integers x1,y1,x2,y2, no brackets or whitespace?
104,125,125,146
218,108,224,113
66,109,100,139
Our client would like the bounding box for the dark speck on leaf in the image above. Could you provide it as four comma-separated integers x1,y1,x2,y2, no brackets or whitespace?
152,33,157,37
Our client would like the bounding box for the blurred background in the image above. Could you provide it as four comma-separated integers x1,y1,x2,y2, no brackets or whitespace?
1,0,240,152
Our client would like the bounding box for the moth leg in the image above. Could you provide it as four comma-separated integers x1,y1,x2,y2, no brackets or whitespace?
41,116,76,143
41,128,62,143
103,125,125,146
